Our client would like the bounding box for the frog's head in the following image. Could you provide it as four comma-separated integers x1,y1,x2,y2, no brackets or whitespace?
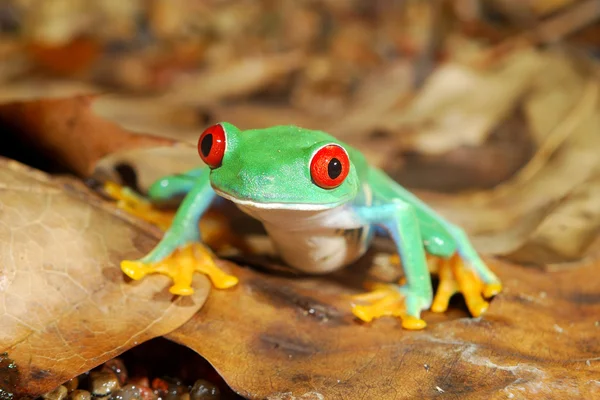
198,122,360,210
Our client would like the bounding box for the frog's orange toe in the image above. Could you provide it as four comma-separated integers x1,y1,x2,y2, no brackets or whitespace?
169,284,195,296
402,316,427,330
121,260,150,281
351,305,376,323
430,257,458,313
430,254,501,318
483,282,503,298
350,283,427,330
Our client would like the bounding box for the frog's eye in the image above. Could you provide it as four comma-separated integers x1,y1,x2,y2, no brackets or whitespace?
310,144,350,189
198,124,226,168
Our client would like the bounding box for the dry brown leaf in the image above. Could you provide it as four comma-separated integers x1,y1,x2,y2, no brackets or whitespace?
0,96,183,178
379,48,544,155
26,36,101,77
90,95,207,142
403,51,600,262
90,97,329,144
506,169,600,265
167,256,600,399
390,109,535,192
0,157,210,397
161,52,305,105
325,62,414,140
94,145,199,194
0,79,100,103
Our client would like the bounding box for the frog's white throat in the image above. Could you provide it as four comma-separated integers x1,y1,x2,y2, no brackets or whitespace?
214,189,342,211
214,187,370,274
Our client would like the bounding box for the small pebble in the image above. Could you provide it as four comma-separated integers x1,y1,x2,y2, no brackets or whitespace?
102,358,128,386
42,386,68,400
109,384,146,400
152,377,187,400
68,390,91,400
64,377,79,391
90,370,121,396
190,379,220,400
138,387,157,400
127,377,150,388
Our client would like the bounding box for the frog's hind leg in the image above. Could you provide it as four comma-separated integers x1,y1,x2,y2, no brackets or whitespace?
105,167,207,230
367,167,502,317
452,229,502,292
385,249,502,318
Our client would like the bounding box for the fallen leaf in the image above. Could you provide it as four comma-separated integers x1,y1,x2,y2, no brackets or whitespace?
379,48,544,155
0,157,209,397
405,50,600,261
0,96,182,178
161,52,306,105
506,169,600,265
391,108,534,192
94,146,199,194
167,255,600,399
26,36,101,77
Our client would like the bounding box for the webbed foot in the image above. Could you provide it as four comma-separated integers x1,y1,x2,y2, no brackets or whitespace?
350,283,428,330
122,243,238,295
430,253,502,317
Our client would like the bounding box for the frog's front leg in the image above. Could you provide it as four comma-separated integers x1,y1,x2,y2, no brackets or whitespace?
351,201,432,330
121,171,238,295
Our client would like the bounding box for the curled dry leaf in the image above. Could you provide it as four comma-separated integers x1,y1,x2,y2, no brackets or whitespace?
90,95,208,142
379,48,544,155
0,79,100,104
94,145,200,194
406,50,600,264
326,62,414,139
161,52,306,105
167,256,600,399
0,157,209,397
0,96,182,178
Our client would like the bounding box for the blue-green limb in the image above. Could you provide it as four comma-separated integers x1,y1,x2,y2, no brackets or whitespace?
351,201,433,330
120,169,238,295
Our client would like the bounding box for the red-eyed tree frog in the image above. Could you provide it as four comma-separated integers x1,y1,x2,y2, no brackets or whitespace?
113,123,502,330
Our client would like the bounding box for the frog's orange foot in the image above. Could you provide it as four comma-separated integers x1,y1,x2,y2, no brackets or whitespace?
431,254,503,317
104,181,175,230
350,283,427,330
121,243,238,295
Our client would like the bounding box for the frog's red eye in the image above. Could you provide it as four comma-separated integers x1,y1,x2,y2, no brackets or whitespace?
310,144,350,189
198,124,226,168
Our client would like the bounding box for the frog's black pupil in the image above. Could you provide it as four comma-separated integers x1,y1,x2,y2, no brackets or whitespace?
201,134,213,157
328,158,342,179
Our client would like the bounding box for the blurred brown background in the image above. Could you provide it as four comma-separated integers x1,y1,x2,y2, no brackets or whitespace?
1,0,598,193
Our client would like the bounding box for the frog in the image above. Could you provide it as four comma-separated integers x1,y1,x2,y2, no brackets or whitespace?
111,123,502,330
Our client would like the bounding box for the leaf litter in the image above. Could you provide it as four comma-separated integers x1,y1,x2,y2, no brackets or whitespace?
0,0,599,399
0,158,210,396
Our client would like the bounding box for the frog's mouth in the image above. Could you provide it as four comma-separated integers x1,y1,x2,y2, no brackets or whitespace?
213,188,344,211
